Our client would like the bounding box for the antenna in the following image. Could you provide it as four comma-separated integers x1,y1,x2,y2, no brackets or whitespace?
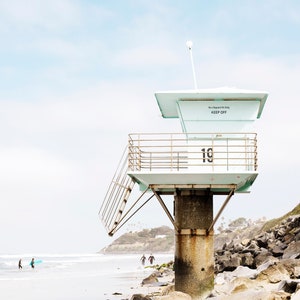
186,40,198,90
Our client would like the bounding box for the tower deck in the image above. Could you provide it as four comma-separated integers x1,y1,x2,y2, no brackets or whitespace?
127,132,258,193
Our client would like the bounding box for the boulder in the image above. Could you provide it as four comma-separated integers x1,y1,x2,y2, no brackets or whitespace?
256,233,269,248
234,243,244,252
271,244,286,257
230,266,258,279
218,254,241,272
214,266,258,288
141,273,158,285
130,294,151,300
256,263,290,283
280,259,300,278
240,252,254,268
161,285,175,296
229,277,256,294
275,226,287,239
294,266,300,278
130,294,152,300
277,280,300,294
243,240,260,254
283,241,300,259
156,291,192,300
241,238,251,247
268,291,294,299
254,251,273,267
207,290,291,300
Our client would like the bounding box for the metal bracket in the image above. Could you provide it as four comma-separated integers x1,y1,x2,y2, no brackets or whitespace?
151,188,178,231
207,188,235,233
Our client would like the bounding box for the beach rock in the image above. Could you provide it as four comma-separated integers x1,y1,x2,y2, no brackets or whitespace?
244,240,260,254
271,243,286,257
130,294,152,300
215,266,257,283
254,250,273,266
283,241,300,259
141,273,158,285
217,253,241,272
294,266,300,278
208,290,291,300
229,277,256,294
240,252,254,267
161,284,175,295
241,238,251,247
256,262,290,283
210,213,300,299
280,259,300,278
277,280,300,294
156,291,192,300
267,291,294,299
215,214,300,273
256,233,269,248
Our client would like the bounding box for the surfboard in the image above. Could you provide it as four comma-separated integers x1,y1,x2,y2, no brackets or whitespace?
28,259,43,265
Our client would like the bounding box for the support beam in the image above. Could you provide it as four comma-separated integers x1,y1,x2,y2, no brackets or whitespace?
174,190,214,299
208,188,235,233
152,189,178,231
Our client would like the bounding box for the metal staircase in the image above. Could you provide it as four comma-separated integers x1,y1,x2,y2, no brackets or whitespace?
98,147,136,236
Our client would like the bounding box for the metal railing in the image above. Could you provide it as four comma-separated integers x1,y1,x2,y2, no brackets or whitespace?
128,133,257,172
99,147,136,234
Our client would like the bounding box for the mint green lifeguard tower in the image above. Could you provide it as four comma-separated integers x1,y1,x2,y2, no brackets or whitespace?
99,46,268,299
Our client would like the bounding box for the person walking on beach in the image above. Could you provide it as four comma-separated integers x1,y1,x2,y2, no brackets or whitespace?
30,258,35,269
18,259,22,269
148,254,155,265
140,254,146,266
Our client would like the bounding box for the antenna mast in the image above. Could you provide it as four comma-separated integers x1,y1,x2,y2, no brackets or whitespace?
186,40,198,90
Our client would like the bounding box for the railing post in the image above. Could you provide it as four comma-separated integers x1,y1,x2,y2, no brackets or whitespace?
226,138,229,171
170,133,173,171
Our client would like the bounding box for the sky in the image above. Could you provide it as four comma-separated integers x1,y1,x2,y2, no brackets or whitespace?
0,0,300,254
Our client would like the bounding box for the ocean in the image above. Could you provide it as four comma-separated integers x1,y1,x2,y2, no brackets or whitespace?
0,253,174,300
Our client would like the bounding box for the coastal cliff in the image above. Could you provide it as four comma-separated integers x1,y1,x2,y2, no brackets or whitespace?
100,204,300,256
100,225,174,254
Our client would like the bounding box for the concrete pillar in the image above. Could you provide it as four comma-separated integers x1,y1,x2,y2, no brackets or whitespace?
174,190,214,299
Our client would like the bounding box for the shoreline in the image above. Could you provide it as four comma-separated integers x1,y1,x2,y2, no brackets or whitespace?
101,258,175,300
0,253,174,300
111,273,174,300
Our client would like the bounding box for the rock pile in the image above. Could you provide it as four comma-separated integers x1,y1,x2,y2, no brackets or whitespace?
133,214,300,299
215,215,300,273
208,214,300,299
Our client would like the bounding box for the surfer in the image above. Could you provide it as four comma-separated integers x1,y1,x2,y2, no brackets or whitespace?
140,254,146,265
148,254,155,265
30,258,35,269
18,259,22,269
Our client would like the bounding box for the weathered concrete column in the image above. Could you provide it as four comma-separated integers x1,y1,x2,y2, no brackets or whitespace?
174,190,214,299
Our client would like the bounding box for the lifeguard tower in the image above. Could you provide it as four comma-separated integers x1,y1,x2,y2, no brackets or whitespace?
99,49,268,299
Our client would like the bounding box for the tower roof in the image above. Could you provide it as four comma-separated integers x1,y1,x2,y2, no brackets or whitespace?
155,87,268,119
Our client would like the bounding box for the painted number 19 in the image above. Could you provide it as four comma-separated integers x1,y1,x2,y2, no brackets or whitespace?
201,147,213,163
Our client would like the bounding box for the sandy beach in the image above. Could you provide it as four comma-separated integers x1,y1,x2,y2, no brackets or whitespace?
0,253,173,300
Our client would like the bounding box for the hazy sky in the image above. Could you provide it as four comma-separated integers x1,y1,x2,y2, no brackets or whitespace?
0,0,300,254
